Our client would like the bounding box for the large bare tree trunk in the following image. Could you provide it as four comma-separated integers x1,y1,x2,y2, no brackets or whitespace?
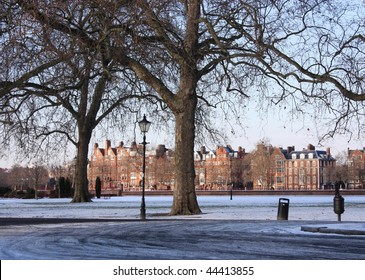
72,132,92,202
71,76,105,203
170,95,201,215
168,0,201,215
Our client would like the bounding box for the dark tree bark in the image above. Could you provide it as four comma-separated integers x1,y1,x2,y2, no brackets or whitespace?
170,93,201,214
169,1,202,214
72,131,93,202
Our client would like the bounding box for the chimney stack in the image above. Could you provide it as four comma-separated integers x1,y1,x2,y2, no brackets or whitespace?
105,140,111,150
308,144,315,151
326,147,331,157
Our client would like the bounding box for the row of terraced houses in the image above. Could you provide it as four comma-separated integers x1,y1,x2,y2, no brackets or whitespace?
88,139,360,194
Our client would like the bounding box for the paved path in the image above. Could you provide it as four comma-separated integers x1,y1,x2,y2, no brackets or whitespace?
1,219,364,260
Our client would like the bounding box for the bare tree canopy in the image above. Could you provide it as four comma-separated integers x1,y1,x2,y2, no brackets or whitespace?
1,0,364,213
0,0,155,202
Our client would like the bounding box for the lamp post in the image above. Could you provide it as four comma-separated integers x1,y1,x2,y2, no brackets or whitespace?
138,114,151,220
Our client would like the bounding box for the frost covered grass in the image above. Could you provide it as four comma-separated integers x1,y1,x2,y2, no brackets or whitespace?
1,195,364,221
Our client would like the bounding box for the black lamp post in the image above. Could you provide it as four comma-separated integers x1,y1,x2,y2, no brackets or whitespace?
138,114,151,220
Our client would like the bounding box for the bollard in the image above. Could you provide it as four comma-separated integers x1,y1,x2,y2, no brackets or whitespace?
333,182,345,221
277,198,290,220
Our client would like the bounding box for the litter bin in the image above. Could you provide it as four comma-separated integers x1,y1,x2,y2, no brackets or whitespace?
334,195,344,214
277,198,290,220
334,183,345,221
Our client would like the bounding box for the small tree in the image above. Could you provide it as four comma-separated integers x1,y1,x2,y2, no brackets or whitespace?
65,177,72,198
58,177,66,198
58,176,72,198
95,177,101,199
249,141,273,190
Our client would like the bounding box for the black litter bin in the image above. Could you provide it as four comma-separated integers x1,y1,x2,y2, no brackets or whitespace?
334,195,344,215
277,198,290,220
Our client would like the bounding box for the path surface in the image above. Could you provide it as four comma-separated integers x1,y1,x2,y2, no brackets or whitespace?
1,219,364,259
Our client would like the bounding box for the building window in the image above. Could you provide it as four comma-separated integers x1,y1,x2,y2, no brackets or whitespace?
276,167,284,173
199,173,205,185
131,172,137,186
218,176,223,184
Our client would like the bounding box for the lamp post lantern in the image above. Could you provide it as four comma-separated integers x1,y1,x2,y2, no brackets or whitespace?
138,114,151,220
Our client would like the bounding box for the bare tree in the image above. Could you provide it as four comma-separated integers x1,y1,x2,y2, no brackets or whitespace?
248,141,273,190
108,0,364,213
7,165,29,190
333,150,349,184
0,1,153,202
1,1,364,214
216,0,365,139
347,149,365,189
28,162,49,198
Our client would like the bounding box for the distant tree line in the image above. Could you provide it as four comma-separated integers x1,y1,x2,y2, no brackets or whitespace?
0,164,76,198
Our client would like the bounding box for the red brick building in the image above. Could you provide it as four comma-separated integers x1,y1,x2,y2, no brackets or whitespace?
250,144,336,190
88,140,174,193
269,147,287,190
88,141,247,193
88,140,337,193
194,145,247,190
285,145,336,190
